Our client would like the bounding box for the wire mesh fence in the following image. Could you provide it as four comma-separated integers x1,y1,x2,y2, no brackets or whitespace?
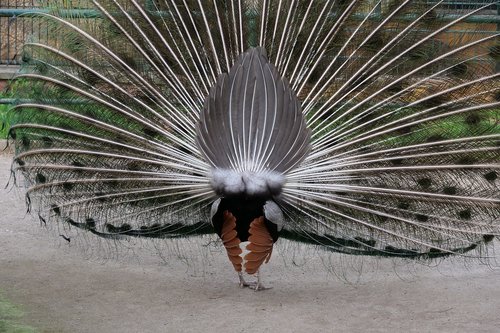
0,0,40,65
0,0,93,65
0,1,499,66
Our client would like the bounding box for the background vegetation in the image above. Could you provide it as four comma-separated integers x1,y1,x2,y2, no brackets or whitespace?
0,89,12,138
0,292,36,333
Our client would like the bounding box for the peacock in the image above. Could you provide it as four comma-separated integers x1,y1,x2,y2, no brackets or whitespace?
4,0,500,290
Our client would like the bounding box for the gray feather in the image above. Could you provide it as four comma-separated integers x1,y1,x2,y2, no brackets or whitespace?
5,0,499,261
196,47,311,197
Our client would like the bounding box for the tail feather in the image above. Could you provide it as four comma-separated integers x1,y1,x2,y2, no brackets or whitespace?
197,47,310,197
6,0,500,259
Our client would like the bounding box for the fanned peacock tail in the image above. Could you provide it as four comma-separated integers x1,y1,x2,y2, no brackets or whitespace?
6,0,500,260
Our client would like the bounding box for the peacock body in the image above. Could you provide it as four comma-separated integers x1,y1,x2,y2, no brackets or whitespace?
5,0,500,289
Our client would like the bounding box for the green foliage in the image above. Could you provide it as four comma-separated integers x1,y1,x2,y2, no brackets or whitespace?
0,293,36,333
1,78,49,139
0,95,10,139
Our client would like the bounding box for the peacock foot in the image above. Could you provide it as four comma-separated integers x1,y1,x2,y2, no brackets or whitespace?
238,271,271,291
238,271,257,288
249,282,271,292
238,274,254,288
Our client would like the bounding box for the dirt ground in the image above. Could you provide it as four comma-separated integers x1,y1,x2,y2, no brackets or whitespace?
1,149,500,333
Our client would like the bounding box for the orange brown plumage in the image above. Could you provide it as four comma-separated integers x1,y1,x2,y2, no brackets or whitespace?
244,217,274,275
221,211,243,272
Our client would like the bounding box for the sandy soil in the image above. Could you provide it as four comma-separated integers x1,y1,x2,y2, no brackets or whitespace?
1,150,500,333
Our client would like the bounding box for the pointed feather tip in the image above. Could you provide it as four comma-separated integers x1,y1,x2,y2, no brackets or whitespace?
210,168,285,198
237,46,268,62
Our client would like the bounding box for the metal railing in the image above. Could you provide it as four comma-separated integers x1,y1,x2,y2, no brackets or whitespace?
0,1,93,66
0,1,54,66
0,2,499,67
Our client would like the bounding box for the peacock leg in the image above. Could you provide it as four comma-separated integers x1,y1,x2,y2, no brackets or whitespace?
238,272,256,288
250,270,271,291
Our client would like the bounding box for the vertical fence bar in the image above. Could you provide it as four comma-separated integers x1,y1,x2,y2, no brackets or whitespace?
0,1,499,65
7,0,11,65
497,2,499,73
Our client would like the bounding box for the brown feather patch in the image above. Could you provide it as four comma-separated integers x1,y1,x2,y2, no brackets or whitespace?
221,211,242,272
244,217,273,275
